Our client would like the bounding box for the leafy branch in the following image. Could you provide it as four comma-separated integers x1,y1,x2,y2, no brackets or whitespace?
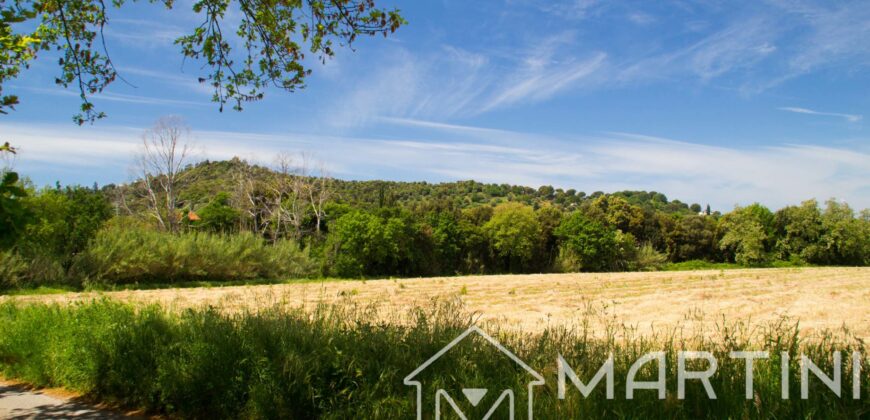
0,0,405,123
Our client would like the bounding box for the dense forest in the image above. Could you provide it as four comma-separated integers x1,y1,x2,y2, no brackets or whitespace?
2,156,869,290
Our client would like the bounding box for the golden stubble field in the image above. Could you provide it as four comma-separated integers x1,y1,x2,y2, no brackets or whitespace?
4,267,869,339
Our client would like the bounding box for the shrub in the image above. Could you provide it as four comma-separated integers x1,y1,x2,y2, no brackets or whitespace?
190,192,240,233
0,250,28,289
75,225,317,285
632,242,668,271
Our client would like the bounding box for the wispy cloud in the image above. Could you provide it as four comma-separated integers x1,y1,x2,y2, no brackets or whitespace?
627,12,655,26
15,86,210,107
481,36,607,112
778,107,862,123
104,18,185,49
114,66,214,95
514,0,600,20
614,17,779,86
378,117,507,135
329,33,607,125
773,1,870,74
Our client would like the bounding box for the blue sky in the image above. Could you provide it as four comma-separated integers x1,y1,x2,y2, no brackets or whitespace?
3,0,869,210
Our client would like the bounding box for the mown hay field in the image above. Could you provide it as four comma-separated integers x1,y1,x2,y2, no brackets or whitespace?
4,267,869,339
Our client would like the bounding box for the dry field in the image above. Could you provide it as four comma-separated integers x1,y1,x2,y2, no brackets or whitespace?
4,267,869,339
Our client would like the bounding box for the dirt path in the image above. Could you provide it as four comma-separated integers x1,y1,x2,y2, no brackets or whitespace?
3,267,869,339
0,381,136,419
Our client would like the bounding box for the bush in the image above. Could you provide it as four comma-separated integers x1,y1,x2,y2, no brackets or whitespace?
75,225,317,285
631,242,668,271
0,250,28,290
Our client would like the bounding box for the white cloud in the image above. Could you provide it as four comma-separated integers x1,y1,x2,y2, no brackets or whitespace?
6,121,868,211
779,107,862,123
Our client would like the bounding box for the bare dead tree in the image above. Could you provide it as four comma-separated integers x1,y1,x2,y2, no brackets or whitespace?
269,153,307,240
113,186,134,217
228,152,333,241
232,159,269,235
137,116,194,233
302,154,333,236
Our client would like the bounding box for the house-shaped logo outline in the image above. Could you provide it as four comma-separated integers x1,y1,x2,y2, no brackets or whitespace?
404,326,546,419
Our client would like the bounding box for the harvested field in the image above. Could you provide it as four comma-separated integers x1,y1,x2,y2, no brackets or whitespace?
4,267,869,339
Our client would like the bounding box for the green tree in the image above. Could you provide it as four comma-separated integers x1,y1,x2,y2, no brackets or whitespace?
0,0,405,123
774,199,823,262
325,209,421,277
193,192,240,233
584,195,646,238
813,200,870,265
535,205,563,271
1,8,39,114
0,171,30,248
667,214,717,262
718,204,774,266
554,212,618,272
458,207,493,273
20,186,112,267
426,211,463,275
483,203,541,272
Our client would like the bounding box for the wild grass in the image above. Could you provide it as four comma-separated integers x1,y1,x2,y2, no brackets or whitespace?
0,299,866,419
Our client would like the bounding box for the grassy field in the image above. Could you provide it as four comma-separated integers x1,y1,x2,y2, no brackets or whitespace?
3,267,869,339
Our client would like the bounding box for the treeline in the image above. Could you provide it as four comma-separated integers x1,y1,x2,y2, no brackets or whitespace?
1,158,868,289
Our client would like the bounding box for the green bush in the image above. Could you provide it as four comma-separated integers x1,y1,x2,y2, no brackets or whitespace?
0,249,28,289
631,242,668,271
0,300,866,419
75,226,317,285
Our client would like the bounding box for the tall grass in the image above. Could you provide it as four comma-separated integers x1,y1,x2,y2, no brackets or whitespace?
0,299,866,419
74,226,318,286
